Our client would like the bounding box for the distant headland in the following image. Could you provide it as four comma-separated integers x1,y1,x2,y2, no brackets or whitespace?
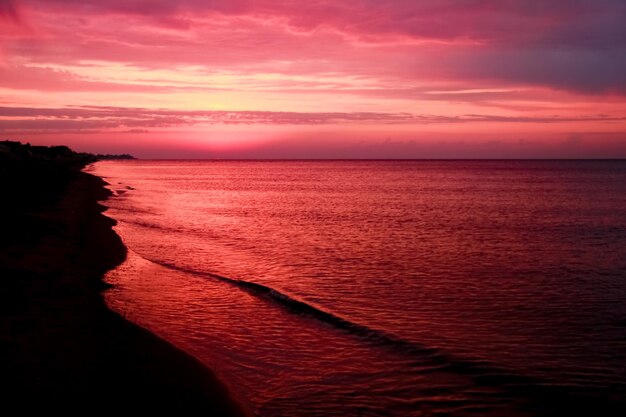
0,140,136,162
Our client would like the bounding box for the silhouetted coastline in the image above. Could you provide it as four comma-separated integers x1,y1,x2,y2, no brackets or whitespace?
0,141,244,415
0,140,136,162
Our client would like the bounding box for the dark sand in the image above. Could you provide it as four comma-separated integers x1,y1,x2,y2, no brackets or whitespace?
0,159,245,415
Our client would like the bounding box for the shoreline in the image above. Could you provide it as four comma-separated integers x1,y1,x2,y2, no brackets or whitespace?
0,159,245,414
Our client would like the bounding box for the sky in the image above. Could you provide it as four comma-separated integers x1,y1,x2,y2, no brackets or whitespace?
1,0,625,158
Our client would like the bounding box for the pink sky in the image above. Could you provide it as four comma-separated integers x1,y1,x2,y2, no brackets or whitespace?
1,0,625,158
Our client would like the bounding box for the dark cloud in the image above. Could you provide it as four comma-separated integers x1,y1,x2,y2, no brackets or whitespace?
440,45,626,95
23,0,626,47
0,0,19,22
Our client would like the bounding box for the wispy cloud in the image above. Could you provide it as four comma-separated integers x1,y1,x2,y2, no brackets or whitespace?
0,65,178,92
1,105,624,133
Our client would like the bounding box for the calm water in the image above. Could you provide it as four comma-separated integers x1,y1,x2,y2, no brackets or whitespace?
92,160,626,417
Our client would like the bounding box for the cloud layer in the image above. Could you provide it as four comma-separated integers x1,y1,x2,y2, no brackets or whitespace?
4,0,626,94
2,105,624,133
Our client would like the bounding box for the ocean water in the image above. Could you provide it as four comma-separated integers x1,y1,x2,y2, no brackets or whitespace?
91,160,626,417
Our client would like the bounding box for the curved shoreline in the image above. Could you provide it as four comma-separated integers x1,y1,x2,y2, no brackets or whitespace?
0,160,245,415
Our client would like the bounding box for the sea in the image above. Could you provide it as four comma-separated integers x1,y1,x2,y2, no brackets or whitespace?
91,160,626,417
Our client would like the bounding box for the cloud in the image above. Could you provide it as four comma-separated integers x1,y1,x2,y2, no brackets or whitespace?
440,45,626,95
1,105,624,133
0,105,418,132
2,0,623,96
0,65,184,92
0,0,19,22
22,1,625,45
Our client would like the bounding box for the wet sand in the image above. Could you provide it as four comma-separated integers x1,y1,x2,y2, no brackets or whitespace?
0,158,245,415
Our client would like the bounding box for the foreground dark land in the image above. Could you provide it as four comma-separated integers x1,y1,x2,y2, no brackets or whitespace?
0,142,244,415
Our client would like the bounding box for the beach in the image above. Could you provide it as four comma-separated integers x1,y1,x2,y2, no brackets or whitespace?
0,150,245,415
